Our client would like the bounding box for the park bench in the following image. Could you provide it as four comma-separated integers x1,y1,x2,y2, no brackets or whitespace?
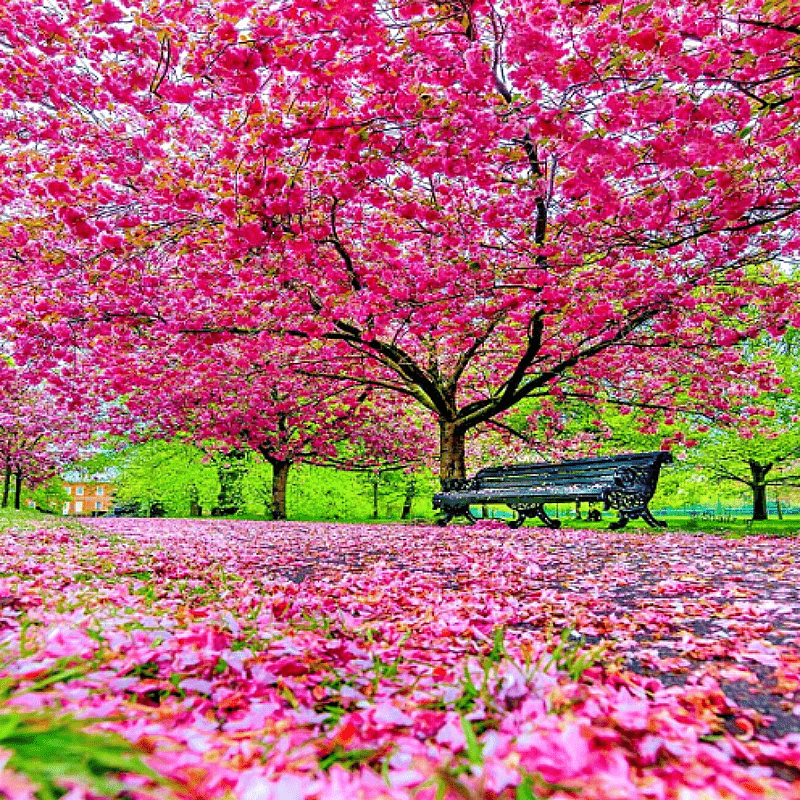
433,451,673,530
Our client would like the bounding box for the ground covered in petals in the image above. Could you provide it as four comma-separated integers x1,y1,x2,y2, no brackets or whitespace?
1,518,800,799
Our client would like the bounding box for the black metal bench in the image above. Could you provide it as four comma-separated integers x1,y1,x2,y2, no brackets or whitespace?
433,451,673,530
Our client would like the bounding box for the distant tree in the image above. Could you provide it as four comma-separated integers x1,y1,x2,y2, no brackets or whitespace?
211,448,248,517
29,479,69,515
684,333,800,520
0,368,89,509
99,338,430,519
112,440,220,518
699,435,800,520
355,467,427,521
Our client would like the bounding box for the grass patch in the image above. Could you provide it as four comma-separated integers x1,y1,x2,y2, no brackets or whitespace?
0,710,166,799
655,516,800,537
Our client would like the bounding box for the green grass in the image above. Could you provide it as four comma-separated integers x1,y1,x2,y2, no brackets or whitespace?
460,506,800,536
660,515,800,537
0,711,167,800
5,504,799,537
0,507,71,531
550,514,800,537
0,506,47,520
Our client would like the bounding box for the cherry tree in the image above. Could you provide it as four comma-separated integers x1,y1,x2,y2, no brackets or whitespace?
96,335,431,519
681,332,800,519
0,366,89,508
2,0,799,481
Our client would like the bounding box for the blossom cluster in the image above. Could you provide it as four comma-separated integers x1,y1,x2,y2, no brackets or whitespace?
0,518,799,799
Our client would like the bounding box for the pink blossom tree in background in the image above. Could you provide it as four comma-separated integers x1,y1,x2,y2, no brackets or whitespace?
0,364,90,508
96,335,432,518
1,0,799,481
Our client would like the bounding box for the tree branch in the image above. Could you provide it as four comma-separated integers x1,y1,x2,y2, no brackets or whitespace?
324,197,361,292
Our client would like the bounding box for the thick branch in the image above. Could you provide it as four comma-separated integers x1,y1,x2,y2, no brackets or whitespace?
325,324,451,419
447,311,506,391
459,308,657,428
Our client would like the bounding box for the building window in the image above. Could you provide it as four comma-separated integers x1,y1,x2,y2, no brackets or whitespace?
75,486,84,496
64,486,71,495
95,501,102,510
74,501,83,513
96,486,104,496
62,502,69,515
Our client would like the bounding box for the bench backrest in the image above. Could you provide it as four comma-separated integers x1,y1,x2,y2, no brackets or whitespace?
473,451,672,496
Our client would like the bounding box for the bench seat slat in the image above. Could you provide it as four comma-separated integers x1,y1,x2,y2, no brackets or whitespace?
477,474,635,489
477,456,663,479
442,486,609,505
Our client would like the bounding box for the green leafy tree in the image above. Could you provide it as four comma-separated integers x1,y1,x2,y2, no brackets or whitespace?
28,479,69,515
697,433,800,520
113,441,220,517
685,333,800,520
355,468,429,520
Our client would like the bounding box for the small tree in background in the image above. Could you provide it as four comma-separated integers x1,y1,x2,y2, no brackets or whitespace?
0,367,90,509
685,333,800,520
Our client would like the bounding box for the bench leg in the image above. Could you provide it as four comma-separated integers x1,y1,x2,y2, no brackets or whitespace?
532,505,562,529
609,514,629,530
642,508,668,529
507,511,527,529
436,508,477,526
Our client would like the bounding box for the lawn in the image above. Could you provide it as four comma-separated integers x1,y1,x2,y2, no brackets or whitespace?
557,515,800,537
0,515,798,799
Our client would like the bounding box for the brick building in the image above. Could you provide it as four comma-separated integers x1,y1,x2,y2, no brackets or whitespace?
62,470,117,516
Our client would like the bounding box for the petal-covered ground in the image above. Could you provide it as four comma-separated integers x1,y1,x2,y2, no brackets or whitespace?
1,518,800,799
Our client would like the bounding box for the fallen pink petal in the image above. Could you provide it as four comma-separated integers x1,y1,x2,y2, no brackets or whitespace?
0,519,798,798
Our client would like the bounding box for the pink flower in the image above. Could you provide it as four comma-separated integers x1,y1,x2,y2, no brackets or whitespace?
95,2,123,24
235,772,313,800
435,716,466,749
41,626,97,660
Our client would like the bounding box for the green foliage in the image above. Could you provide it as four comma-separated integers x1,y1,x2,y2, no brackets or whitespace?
111,439,220,515
280,464,436,521
27,479,69,514
95,440,438,520
460,716,483,766
538,629,606,682
318,744,386,772
0,710,163,800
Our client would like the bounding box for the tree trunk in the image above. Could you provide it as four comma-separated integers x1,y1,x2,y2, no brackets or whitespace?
188,484,202,517
13,469,22,511
270,459,291,521
439,421,467,485
1,465,10,509
372,476,379,520
401,478,416,520
216,449,247,516
749,460,772,521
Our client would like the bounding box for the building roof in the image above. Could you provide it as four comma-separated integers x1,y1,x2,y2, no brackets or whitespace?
63,467,120,484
